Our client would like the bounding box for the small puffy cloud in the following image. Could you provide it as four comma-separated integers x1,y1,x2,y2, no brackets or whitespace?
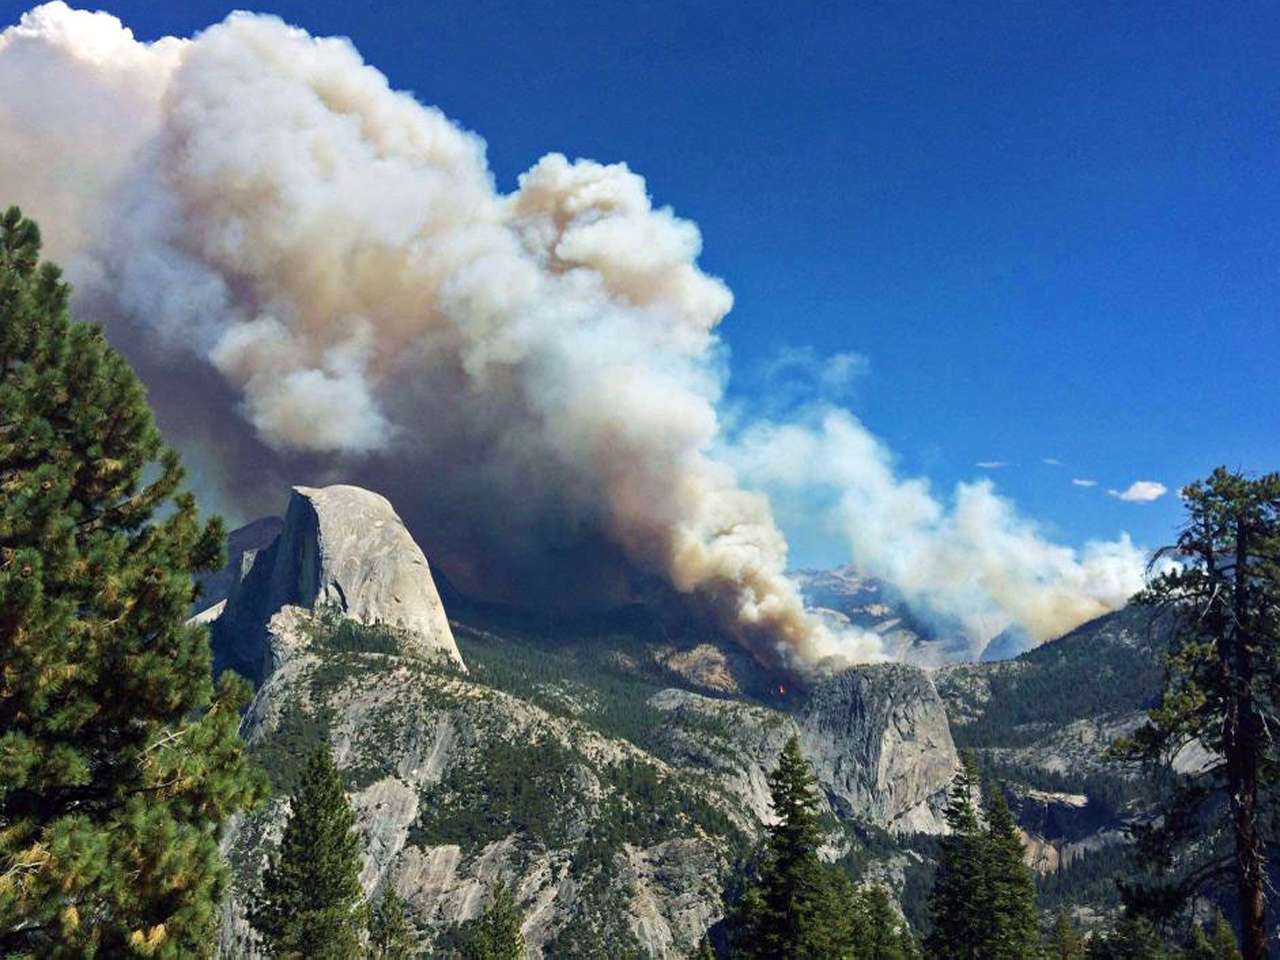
975,461,1008,469
762,346,869,400
1042,457,1061,466
1108,480,1167,503
1072,478,1098,487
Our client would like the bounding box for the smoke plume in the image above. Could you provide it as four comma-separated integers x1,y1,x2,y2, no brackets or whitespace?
727,408,1149,657
0,4,1149,668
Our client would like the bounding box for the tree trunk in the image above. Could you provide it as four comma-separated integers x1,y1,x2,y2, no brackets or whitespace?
1231,516,1268,960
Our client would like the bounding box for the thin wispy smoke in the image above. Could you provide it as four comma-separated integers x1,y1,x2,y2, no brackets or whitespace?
0,4,1151,667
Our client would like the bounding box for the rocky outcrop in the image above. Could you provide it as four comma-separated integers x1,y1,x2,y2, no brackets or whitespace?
799,664,958,834
650,670,959,837
206,485,463,682
217,619,742,958
648,688,801,825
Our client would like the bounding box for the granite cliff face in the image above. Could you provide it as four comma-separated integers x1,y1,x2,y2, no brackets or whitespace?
203,484,463,683
799,664,958,834
219,635,736,957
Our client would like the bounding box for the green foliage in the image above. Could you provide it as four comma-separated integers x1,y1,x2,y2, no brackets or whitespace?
305,604,405,656
250,746,365,958
1114,468,1280,959
1085,914,1172,960
370,888,418,959
927,760,1043,959
926,758,989,958
451,620,681,752
849,884,923,960
1049,910,1086,960
1184,911,1241,960
453,878,526,960
249,702,332,795
411,736,580,853
730,736,915,959
941,605,1167,751
983,785,1044,959
591,756,748,860
1037,843,1137,915
542,867,646,960
731,735,831,958
0,206,264,957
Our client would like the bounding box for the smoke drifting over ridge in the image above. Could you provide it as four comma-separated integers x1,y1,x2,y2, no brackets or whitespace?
0,3,1150,667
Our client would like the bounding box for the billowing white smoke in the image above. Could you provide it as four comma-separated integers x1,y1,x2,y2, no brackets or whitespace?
727,408,1149,656
0,3,1149,668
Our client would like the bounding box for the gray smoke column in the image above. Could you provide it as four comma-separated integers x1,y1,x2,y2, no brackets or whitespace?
0,4,1150,667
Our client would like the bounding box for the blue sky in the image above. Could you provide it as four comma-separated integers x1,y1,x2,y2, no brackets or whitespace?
6,0,1277,566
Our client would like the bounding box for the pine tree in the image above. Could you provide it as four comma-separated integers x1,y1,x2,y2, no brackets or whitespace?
0,206,264,957
457,876,526,960
1084,914,1170,960
1185,912,1242,960
982,786,1043,959
926,757,989,959
1207,912,1242,960
250,745,365,958
1049,910,1085,960
852,885,920,960
370,888,417,959
732,735,854,959
1114,468,1280,960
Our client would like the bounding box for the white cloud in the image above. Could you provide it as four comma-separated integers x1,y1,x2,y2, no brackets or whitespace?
1108,481,1167,503
975,461,1008,469
1042,457,1061,466
762,346,869,399
1072,478,1098,487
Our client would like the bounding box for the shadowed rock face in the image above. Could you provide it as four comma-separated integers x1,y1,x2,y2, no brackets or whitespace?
799,663,958,833
195,515,284,614
208,484,463,682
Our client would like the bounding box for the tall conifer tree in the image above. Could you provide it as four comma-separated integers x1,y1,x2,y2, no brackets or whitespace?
1185,912,1242,960
1084,914,1170,960
729,736,921,959
1115,468,1280,960
0,206,263,957
1049,910,1085,960
982,786,1042,959
732,735,849,958
926,757,989,959
250,745,365,958
853,885,922,960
